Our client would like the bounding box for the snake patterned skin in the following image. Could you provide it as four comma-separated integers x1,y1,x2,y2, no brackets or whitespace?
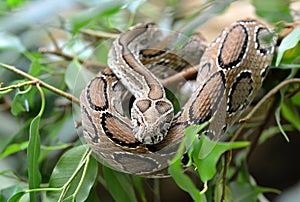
80,18,277,177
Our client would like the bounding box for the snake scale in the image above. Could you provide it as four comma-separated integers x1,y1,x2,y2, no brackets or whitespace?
80,19,277,177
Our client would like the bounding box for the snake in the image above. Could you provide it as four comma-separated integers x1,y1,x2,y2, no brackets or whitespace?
80,18,277,177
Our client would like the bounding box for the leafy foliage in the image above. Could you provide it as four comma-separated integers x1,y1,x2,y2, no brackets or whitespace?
0,0,299,201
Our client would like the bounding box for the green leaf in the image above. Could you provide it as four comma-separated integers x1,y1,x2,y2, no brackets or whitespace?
0,170,22,182
276,26,300,66
103,166,138,202
192,135,249,182
70,2,122,33
254,186,281,197
28,59,43,77
6,0,23,9
235,160,253,184
252,0,293,23
64,60,94,98
168,132,206,202
229,182,280,202
41,143,72,152
259,125,294,144
7,191,27,202
0,141,28,159
47,146,98,202
184,122,210,151
169,155,205,202
229,182,258,202
273,63,300,70
166,88,181,114
27,115,42,202
291,91,300,107
132,177,146,202
27,84,45,202
11,89,29,116
0,184,24,202
181,125,249,184
281,99,300,132
275,91,290,142
214,183,233,202
68,156,98,202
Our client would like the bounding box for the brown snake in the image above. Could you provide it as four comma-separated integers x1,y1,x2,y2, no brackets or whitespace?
80,19,277,177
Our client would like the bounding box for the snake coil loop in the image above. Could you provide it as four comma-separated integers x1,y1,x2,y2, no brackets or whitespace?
80,18,277,177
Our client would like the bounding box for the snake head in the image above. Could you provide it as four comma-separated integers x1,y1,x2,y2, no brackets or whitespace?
131,98,174,144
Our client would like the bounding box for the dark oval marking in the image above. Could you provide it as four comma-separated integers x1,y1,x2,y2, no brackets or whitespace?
101,112,141,148
86,76,109,112
113,152,160,174
227,71,253,114
218,24,249,69
140,49,166,59
198,62,212,79
255,27,274,55
189,71,226,124
81,105,100,143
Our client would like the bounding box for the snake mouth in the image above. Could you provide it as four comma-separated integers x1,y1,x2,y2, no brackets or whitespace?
134,129,164,145
132,121,169,145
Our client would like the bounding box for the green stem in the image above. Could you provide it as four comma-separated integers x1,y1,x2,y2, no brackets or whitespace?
0,63,80,104
0,81,35,94
36,83,45,117
57,147,91,202
72,150,93,198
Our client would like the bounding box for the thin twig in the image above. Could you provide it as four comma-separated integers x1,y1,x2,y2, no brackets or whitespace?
45,29,61,52
0,80,37,91
162,66,198,87
221,150,232,202
0,63,80,104
285,86,300,98
38,48,108,70
80,29,119,39
40,27,108,70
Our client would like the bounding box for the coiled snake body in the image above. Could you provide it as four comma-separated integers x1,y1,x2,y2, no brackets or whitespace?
80,19,277,177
